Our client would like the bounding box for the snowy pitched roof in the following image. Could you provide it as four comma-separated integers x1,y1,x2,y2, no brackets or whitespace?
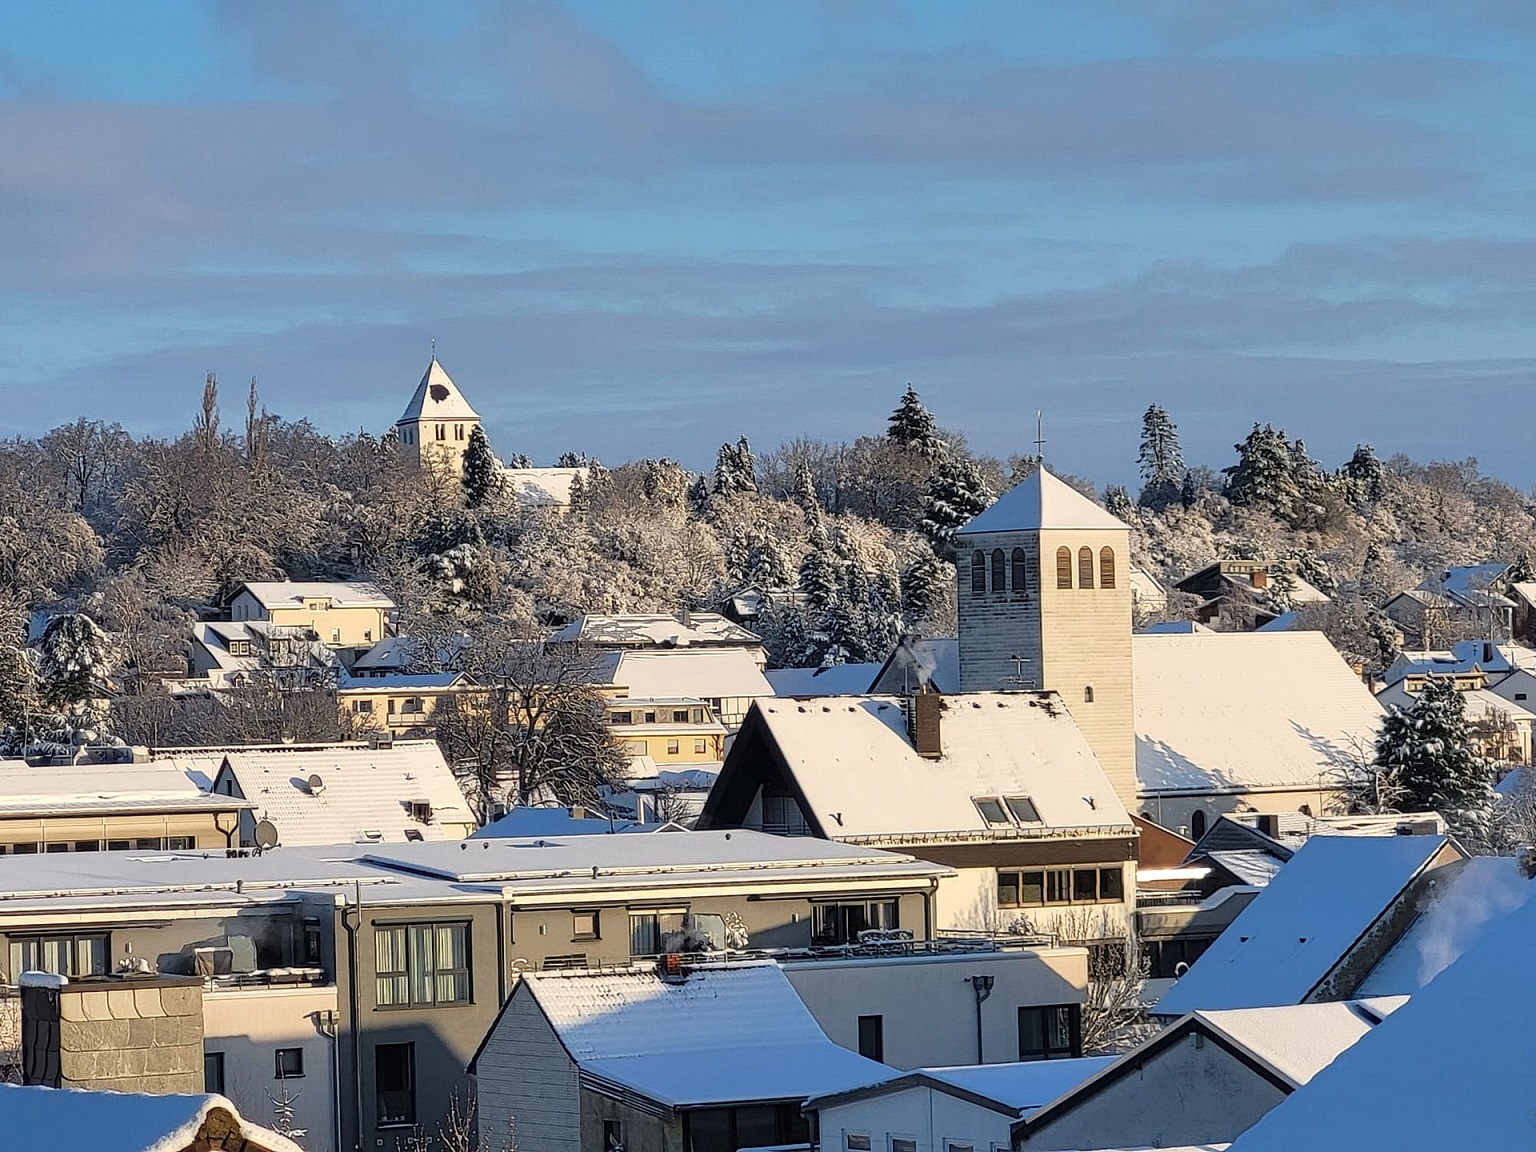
1375,681,1536,726
870,636,961,695
1437,562,1513,608
805,1056,1116,1117
1190,998,1406,1086
958,467,1126,535
727,693,1132,841
213,740,473,846
1201,850,1285,888
600,648,774,702
514,963,891,1108
235,581,394,611
501,466,587,508
766,663,883,697
558,612,763,649
1356,855,1536,997
0,1084,305,1152
1225,870,1536,1152
396,357,480,423
0,762,249,818
1132,631,1384,796
1154,835,1453,1016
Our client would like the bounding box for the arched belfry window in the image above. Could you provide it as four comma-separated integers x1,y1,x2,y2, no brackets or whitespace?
991,549,1006,592
1011,548,1028,595
1100,547,1117,589
1056,547,1073,589
971,551,987,593
1078,547,1095,589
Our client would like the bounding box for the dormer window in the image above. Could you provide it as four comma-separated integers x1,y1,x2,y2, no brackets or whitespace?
1004,796,1041,823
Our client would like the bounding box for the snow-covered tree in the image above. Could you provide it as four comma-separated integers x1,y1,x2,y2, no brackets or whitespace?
1137,405,1185,509
1374,675,1496,845
461,426,501,510
38,613,111,713
886,385,943,459
713,437,759,495
1340,444,1386,504
556,451,590,468
1224,423,1307,523
799,522,843,610
792,462,822,527
1507,550,1536,585
902,551,951,625
504,451,534,470
1103,484,1135,521
919,450,994,557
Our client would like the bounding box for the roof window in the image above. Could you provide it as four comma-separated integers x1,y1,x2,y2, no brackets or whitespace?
1005,796,1042,823
974,797,1010,825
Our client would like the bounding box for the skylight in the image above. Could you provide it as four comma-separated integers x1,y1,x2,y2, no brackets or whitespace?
974,797,1009,825
1005,796,1042,823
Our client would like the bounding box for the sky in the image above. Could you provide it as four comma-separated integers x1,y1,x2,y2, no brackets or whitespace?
3,1,1536,487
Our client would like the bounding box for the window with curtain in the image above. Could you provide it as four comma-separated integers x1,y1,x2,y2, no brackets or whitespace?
990,549,1006,591
1078,547,1095,588
1099,546,1116,589
1056,547,1072,589
1011,548,1028,595
374,923,470,1007
971,551,986,593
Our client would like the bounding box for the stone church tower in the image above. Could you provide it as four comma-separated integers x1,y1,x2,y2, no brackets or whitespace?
955,467,1137,811
395,357,483,477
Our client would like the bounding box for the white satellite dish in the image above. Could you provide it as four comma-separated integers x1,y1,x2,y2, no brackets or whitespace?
254,820,280,850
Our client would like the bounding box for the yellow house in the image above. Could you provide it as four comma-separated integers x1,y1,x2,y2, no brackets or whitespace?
228,581,395,650
336,673,487,734
607,697,728,765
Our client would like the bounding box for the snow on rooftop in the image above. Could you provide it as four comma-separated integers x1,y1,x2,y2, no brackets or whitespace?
1226,870,1536,1152
558,612,763,648
0,1084,304,1152
923,1056,1117,1114
1133,631,1384,795
766,663,882,697
1202,850,1285,888
236,580,394,610
603,648,774,702
470,807,652,838
958,468,1125,535
524,963,891,1107
1154,835,1450,1016
1191,999,1406,1087
397,357,480,423
1376,680,1536,724
751,693,1131,840
501,466,587,508
0,762,245,817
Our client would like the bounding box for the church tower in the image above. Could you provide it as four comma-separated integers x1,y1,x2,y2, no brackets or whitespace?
395,357,483,477
955,467,1137,811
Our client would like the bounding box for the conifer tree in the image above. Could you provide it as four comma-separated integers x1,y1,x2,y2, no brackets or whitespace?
1224,423,1304,521
1374,675,1495,844
902,552,950,624
887,385,943,459
1136,405,1185,509
461,426,500,509
792,462,822,527
713,437,759,494
1507,550,1536,585
919,450,994,557
798,522,843,611
1103,484,1135,521
38,613,110,713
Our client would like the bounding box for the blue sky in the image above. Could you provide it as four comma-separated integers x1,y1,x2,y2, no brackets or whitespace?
3,2,1536,486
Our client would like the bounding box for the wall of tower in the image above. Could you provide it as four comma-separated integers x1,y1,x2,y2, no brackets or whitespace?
398,417,479,478
957,531,1044,693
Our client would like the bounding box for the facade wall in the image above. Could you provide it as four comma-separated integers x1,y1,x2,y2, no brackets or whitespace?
0,811,239,854
1137,788,1340,840
786,948,1088,1069
818,1088,1014,1152
23,977,205,1095
1018,1035,1285,1150
474,990,581,1152
231,590,388,648
399,417,480,479
933,861,1135,939
582,1091,679,1152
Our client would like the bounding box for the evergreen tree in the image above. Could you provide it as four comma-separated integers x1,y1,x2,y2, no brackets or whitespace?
902,552,950,624
792,462,822,527
461,426,500,509
798,522,842,611
38,613,111,713
1340,444,1386,504
1373,675,1495,844
887,385,943,459
1179,470,1199,508
1224,423,1305,521
1137,405,1185,509
1103,484,1135,521
919,450,994,557
1507,550,1536,585
556,451,590,468
505,452,535,470
685,474,712,515
1359,543,1393,604
713,437,759,494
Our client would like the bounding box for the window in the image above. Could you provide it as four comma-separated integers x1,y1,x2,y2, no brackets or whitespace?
275,1047,304,1079
45,843,68,853
811,900,897,946
1143,935,1215,979
622,740,647,755
1045,869,1072,904
1011,548,1028,595
204,1052,225,1094
374,923,471,1007
974,797,1010,825
673,709,690,723
1078,547,1095,589
630,910,684,956
1056,547,1073,589
455,424,464,440
573,911,600,940
858,1014,884,1061
1004,795,1041,823
991,548,1006,591
166,836,194,850
13,842,37,854
1190,810,1208,839
846,1136,873,1152
971,551,987,593
74,840,100,852
10,933,109,978
331,629,341,644
352,699,373,714
435,424,445,441
1018,1004,1081,1061
1099,867,1125,901
667,739,680,755
892,1140,918,1152
1100,546,1116,589
946,1143,976,1152
106,840,129,851
1073,870,1098,902
375,1043,415,1127
694,738,708,754
603,1120,625,1152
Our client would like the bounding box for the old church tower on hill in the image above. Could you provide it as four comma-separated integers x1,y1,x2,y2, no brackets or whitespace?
955,467,1137,811
395,357,483,477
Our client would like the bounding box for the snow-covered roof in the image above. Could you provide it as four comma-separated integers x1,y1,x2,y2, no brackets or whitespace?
234,581,394,611
1510,580,1536,606
1132,631,1384,796
1375,681,1536,725
1385,587,1456,609
1356,855,1536,997
559,612,763,649
1225,870,1536,1152
0,762,248,818
871,636,961,695
1383,640,1536,687
470,807,654,838
806,1056,1115,1117
1154,835,1452,1016
1190,999,1405,1087
336,671,467,691
1436,562,1513,609
0,1084,304,1152
766,663,882,697
517,963,891,1108
741,693,1132,841
501,466,587,508
1254,611,1297,632
214,740,473,846
396,356,480,423
1201,850,1285,888
601,648,774,702
958,467,1125,535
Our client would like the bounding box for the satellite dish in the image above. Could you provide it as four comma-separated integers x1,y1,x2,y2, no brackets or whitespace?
307,773,326,795
510,957,533,975
254,820,280,850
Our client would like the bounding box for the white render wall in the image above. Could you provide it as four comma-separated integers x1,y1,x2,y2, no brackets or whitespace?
474,989,582,1152
816,1086,1014,1152
202,984,339,1152
785,949,1088,1069
936,864,1136,940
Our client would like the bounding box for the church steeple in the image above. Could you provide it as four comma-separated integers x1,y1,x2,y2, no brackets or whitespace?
395,357,483,476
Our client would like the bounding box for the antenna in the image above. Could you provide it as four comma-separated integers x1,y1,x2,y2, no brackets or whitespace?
1034,410,1046,462
431,336,436,358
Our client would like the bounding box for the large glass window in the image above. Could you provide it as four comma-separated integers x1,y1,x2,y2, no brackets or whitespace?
375,1042,415,1127
374,923,470,1007
1018,1004,1081,1061
997,867,1124,908
10,933,108,979
812,900,898,946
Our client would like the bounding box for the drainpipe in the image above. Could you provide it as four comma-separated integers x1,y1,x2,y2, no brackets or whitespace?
317,1007,343,1152
343,884,364,1152
966,975,994,1063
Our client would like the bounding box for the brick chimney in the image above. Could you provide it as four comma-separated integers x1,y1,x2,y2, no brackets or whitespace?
1250,568,1269,590
909,692,943,759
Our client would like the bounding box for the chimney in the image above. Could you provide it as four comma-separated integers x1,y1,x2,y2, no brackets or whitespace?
1483,642,1495,665
909,692,943,759
1255,813,1281,839
569,804,587,821
1251,568,1269,590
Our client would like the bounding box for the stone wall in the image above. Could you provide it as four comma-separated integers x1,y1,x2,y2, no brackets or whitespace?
22,974,205,1094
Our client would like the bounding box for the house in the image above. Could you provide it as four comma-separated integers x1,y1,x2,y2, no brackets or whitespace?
186,620,341,689
1,1084,304,1152
767,639,961,700
1382,587,1459,650
595,647,775,729
469,963,894,1152
208,738,476,846
556,611,766,657
227,581,395,651
767,661,887,698
605,696,728,764
697,693,1139,938
1173,560,1329,631
335,670,486,734
1152,834,1464,1018
1385,562,1525,646
0,760,250,854
1131,631,1385,837
1375,671,1535,764
608,764,720,826
501,466,589,511
719,583,807,625
1225,856,1536,1152
395,356,482,478
1009,998,1403,1151
806,1056,1114,1152
1129,564,1168,618
1381,639,1536,722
